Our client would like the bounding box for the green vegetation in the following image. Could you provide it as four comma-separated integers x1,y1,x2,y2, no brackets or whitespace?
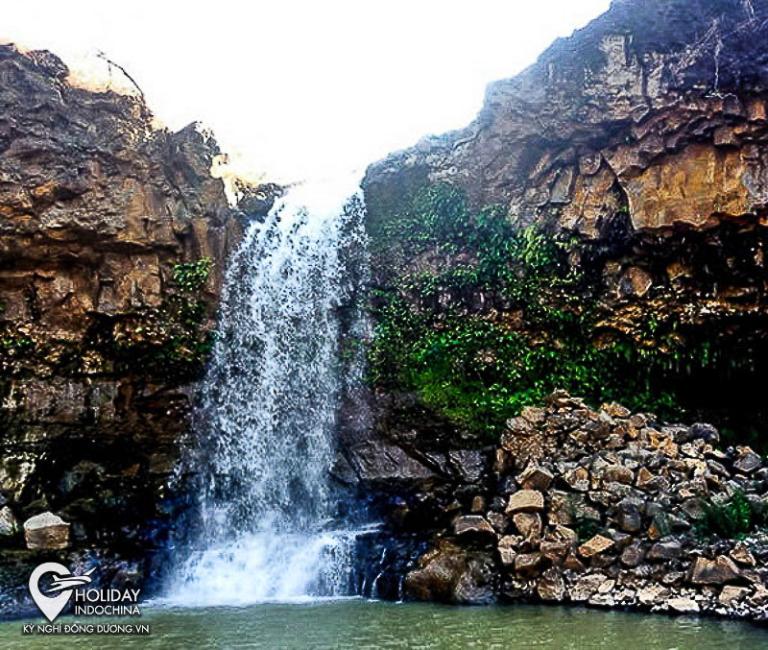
110,257,215,381
696,490,768,540
0,333,33,354
368,183,684,442
172,257,213,292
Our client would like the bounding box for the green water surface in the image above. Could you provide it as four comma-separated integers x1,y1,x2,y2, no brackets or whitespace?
1,599,766,649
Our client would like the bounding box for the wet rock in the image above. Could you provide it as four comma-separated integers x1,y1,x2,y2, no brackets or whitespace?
0,507,19,538
536,568,565,601
23,512,70,550
668,597,699,614
405,541,495,604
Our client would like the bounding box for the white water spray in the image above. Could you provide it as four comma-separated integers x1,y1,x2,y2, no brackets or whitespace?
166,174,368,606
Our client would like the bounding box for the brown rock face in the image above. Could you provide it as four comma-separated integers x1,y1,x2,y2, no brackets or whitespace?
0,45,272,577
365,0,768,236
361,0,768,488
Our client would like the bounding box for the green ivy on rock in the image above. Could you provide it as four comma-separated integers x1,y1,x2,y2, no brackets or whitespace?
368,183,683,443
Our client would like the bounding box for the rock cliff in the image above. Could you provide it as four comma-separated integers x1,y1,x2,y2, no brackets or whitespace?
360,0,768,478
358,0,768,620
0,43,272,609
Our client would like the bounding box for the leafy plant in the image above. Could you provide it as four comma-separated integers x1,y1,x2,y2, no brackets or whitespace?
367,183,688,443
172,257,213,292
105,257,216,382
696,490,768,540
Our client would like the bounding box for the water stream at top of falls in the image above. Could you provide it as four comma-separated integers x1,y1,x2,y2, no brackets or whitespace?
164,174,370,607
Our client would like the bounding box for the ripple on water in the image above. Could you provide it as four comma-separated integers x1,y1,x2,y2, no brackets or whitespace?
1,601,767,650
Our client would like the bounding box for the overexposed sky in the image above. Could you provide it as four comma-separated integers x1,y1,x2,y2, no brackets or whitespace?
3,0,610,182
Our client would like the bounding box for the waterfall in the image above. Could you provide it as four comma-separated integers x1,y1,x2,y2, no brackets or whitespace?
165,174,368,606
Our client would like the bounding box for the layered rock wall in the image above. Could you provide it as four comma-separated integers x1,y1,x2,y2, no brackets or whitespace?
0,44,268,591
359,0,768,482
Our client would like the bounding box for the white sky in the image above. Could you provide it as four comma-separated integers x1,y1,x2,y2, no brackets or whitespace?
3,0,610,183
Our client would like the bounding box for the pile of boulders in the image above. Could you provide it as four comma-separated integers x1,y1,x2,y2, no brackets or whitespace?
405,391,768,620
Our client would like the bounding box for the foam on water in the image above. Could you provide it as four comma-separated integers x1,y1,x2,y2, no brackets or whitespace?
165,173,368,606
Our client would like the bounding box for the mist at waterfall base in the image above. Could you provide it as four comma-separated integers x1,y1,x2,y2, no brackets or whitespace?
163,175,374,607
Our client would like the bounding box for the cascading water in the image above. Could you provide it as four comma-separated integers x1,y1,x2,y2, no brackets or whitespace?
165,174,370,606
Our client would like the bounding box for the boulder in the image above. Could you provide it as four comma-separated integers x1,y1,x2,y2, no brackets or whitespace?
540,539,570,562
497,535,521,567
563,467,590,492
578,534,614,558
647,539,682,561
505,489,544,513
448,450,486,483
668,597,700,614
512,512,542,539
453,515,495,538
729,544,756,567
514,552,542,578
570,574,607,601
637,584,669,606
405,541,495,604
733,448,762,474
689,556,741,585
23,512,70,550
602,465,634,485
470,496,485,513
536,568,565,601
620,543,646,568
518,465,554,491
688,423,720,444
616,499,643,533
719,585,749,605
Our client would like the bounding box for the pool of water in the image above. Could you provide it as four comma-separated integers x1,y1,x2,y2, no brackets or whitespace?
2,600,767,649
